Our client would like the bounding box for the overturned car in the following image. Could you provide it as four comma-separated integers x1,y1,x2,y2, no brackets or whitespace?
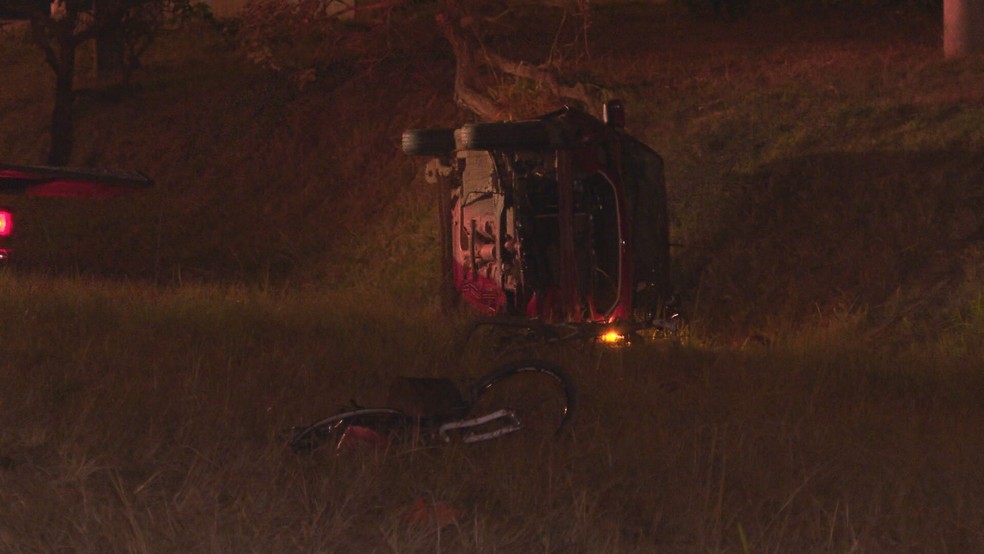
403,101,672,328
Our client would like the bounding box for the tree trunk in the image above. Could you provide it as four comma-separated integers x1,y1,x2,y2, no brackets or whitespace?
436,0,594,121
48,42,76,166
94,0,125,79
945,0,984,58
436,4,510,121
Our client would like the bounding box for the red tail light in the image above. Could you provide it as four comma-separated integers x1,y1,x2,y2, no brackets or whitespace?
0,210,12,237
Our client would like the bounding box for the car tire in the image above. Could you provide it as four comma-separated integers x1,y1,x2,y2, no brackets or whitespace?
457,120,557,151
402,128,455,156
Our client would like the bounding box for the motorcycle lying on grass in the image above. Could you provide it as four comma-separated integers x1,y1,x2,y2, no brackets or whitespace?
287,359,576,453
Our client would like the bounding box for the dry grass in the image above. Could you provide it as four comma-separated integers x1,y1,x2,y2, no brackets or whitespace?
3,2,984,551
0,273,982,552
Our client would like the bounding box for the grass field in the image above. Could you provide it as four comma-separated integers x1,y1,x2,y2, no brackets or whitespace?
1,272,982,552
2,2,984,551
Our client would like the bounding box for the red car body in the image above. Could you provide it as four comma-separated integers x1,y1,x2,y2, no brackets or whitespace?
403,101,672,326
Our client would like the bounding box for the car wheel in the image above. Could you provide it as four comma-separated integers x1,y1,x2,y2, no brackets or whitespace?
402,128,455,156
457,120,559,150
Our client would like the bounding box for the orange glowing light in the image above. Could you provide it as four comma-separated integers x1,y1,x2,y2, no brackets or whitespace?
600,330,625,344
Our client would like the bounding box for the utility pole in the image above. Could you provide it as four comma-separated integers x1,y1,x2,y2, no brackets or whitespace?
945,0,984,58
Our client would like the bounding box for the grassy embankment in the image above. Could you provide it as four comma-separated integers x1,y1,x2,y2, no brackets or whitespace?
2,3,983,551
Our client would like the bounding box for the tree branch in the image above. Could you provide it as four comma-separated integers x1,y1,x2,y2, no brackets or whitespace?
484,51,593,108
436,9,510,120
28,16,60,73
435,0,595,121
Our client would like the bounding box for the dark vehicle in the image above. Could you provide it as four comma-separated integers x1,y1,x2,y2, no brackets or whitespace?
0,163,153,262
402,101,672,331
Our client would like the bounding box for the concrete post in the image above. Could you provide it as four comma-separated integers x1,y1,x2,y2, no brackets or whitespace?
945,0,984,58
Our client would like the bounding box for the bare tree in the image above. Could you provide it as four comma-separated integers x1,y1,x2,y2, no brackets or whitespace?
236,0,596,119
0,0,166,164
1,0,100,164
96,0,196,80
436,0,594,120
